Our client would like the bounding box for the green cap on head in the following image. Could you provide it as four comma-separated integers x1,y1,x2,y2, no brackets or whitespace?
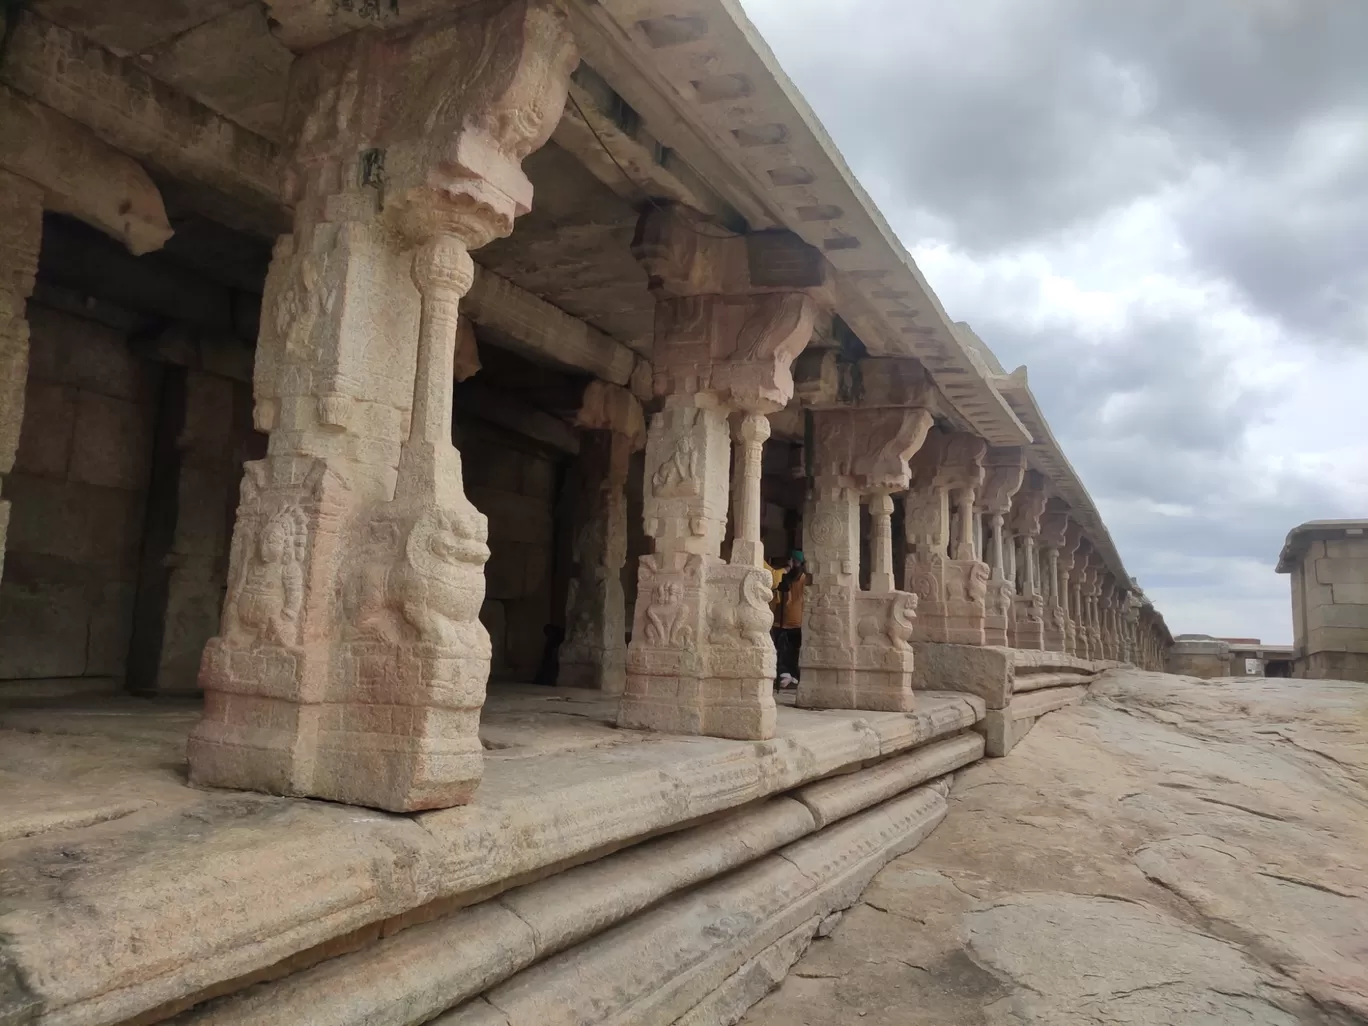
791,550,804,563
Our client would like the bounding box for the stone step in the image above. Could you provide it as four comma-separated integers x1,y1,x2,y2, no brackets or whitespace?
435,786,949,1026
170,734,982,1026
1011,670,1098,693
1,690,983,1026
979,685,1090,757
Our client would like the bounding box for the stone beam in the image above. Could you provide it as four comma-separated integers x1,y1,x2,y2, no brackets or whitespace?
0,87,172,255
464,266,637,387
0,11,283,236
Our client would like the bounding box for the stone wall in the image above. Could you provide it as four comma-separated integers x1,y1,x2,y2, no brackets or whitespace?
457,416,565,683
1289,536,1368,682
0,304,160,689
1165,637,1232,679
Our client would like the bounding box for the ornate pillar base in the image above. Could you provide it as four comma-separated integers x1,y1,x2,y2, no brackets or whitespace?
799,586,918,711
984,579,1012,646
189,453,493,811
620,553,776,739
908,559,988,647
1041,602,1067,653
1010,595,1045,649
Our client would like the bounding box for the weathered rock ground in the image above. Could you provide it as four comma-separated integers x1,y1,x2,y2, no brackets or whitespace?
742,670,1368,1025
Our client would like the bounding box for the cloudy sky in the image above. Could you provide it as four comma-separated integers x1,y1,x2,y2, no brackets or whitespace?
739,0,1368,644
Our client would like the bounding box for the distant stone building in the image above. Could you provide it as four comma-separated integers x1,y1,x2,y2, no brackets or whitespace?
1166,635,1232,678
1277,520,1368,682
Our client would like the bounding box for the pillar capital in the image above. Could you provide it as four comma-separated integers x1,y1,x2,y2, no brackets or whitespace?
809,406,934,496
978,446,1026,516
281,0,577,250
632,204,826,412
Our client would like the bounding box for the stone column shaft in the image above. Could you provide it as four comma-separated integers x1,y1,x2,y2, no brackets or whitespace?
869,492,896,594
729,412,770,568
0,171,42,582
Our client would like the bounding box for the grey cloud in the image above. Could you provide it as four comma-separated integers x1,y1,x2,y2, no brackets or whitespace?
745,0,1368,340
739,0,1367,636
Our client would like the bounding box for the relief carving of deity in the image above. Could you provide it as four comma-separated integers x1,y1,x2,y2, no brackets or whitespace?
651,435,700,498
232,507,307,646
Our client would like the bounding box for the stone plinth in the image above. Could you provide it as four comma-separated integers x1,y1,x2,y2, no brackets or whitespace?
189,0,578,811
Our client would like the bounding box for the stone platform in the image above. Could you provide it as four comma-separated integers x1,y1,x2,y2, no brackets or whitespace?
0,685,985,1026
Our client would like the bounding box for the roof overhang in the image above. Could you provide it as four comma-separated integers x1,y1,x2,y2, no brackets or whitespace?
1276,519,1368,573
564,0,1030,447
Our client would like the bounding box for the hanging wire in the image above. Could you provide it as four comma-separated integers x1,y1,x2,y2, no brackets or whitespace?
566,90,743,241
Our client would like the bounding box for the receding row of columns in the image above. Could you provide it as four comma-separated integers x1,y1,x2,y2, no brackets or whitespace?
0,0,1171,817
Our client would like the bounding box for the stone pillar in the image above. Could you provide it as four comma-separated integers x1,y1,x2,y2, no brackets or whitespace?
730,412,770,568
131,372,263,694
1008,472,1047,650
1060,524,1082,655
799,407,932,711
559,381,646,693
1075,555,1099,661
869,492,897,594
619,206,824,739
0,172,43,582
189,1,578,811
1039,511,1067,652
904,431,989,646
978,447,1024,647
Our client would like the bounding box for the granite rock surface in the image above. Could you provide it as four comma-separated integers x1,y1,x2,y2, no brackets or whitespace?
742,669,1368,1025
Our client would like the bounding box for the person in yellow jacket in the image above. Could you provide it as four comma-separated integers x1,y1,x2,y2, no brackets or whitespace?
773,551,807,688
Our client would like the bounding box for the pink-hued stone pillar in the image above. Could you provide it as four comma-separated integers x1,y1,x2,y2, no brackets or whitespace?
798,407,932,712
1008,472,1048,650
978,447,1024,647
730,412,770,569
619,206,823,740
1039,511,1070,653
868,492,897,594
559,382,646,694
0,172,42,582
188,1,578,811
903,431,989,646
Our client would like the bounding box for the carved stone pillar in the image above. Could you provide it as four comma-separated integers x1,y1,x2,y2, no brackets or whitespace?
868,493,897,594
904,431,989,645
978,448,1024,647
559,382,646,693
188,1,578,811
0,171,42,582
1039,512,1067,652
1060,523,1083,655
1008,472,1047,650
798,407,931,711
730,412,770,568
619,205,823,739
1075,554,1098,661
